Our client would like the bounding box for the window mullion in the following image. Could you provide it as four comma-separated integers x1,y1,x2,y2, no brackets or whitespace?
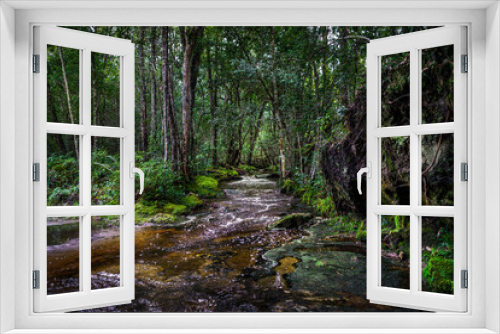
409,47,420,294
81,48,92,294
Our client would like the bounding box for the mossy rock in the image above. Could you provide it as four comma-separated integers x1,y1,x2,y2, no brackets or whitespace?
181,194,203,208
238,164,257,173
268,213,314,230
150,213,176,224
208,168,239,181
164,203,187,215
135,202,161,216
188,176,220,198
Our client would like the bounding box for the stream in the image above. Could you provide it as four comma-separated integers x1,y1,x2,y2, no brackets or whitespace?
47,175,412,312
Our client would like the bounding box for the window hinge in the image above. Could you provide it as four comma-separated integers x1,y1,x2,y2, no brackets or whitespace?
33,270,40,289
461,162,468,181
461,54,468,73
33,54,40,73
461,270,468,289
33,163,40,182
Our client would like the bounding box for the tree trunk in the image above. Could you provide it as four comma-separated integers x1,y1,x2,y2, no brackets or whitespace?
58,46,79,160
179,26,205,179
247,101,266,165
271,27,286,179
138,27,148,152
207,46,218,167
47,90,67,153
161,28,169,162
149,27,158,150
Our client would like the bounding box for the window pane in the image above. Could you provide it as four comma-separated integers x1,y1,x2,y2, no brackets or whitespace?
91,52,121,127
91,215,121,290
421,217,454,294
381,215,410,290
47,134,80,206
381,52,410,127
47,217,80,295
47,45,80,124
92,137,121,205
421,134,454,206
381,136,410,205
421,45,454,124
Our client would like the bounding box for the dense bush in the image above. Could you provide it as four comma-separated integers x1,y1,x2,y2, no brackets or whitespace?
136,154,185,202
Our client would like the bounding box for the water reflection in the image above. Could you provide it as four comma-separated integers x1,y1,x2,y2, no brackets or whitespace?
47,175,413,312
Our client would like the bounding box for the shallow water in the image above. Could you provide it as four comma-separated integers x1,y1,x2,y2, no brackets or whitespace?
47,175,413,312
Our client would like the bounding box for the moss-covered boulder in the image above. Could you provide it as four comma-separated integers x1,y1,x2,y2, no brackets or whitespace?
181,194,203,208
188,176,220,198
207,168,240,181
150,213,176,224
268,213,314,230
164,203,187,215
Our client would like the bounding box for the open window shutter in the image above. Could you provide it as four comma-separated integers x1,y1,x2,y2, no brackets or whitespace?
33,26,136,312
365,26,467,312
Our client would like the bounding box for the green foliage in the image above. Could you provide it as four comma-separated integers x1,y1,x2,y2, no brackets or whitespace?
91,150,120,205
136,154,185,203
47,154,79,206
422,253,454,294
181,194,204,208
282,172,336,218
324,216,365,239
281,179,297,194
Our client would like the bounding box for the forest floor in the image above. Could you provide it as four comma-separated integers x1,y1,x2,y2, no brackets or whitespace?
42,171,417,312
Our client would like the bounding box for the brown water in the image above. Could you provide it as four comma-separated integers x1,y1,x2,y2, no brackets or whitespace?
47,175,412,312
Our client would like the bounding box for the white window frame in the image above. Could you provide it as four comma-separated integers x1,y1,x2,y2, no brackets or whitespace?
33,26,136,313
366,26,468,312
0,1,499,333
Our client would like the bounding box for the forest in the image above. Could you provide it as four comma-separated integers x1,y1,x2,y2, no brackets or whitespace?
46,26,455,309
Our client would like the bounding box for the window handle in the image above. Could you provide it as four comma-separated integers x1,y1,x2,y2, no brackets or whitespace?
129,162,145,195
357,162,371,195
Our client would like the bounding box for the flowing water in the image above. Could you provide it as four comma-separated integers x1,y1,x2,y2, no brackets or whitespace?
47,175,412,312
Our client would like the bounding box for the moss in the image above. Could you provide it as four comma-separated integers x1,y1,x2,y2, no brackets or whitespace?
208,168,239,181
135,202,161,215
181,194,203,208
188,176,220,198
135,201,187,224
268,213,314,230
164,203,187,215
280,179,297,194
150,213,176,224
423,256,454,294
238,164,257,173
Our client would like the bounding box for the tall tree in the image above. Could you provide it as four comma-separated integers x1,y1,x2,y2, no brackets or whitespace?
57,46,79,160
207,43,218,166
149,27,158,150
270,27,286,179
162,26,180,166
137,27,148,151
179,26,205,179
